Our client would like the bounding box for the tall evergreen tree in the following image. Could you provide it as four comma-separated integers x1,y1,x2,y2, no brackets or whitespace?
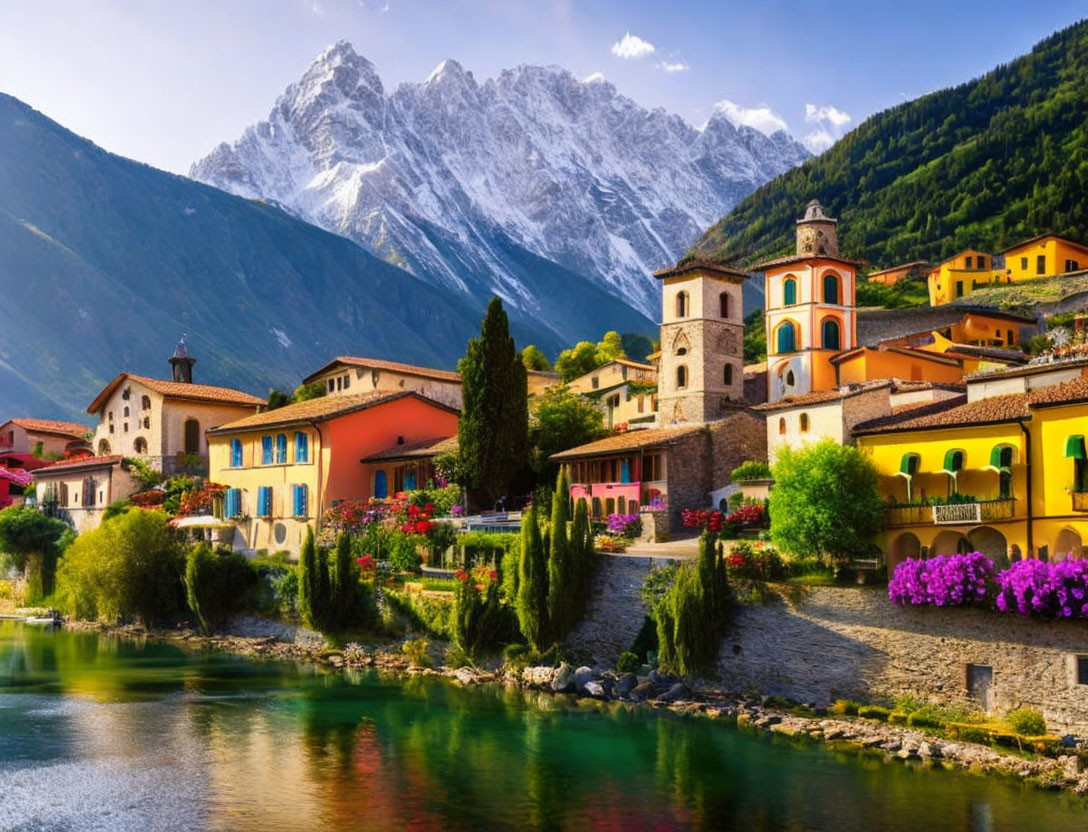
315,544,331,630
547,468,572,639
331,531,359,630
516,503,549,651
298,526,318,630
458,297,530,506
570,497,590,609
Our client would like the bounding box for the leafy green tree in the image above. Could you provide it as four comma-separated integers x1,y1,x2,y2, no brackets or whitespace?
620,333,655,363
743,308,767,363
546,468,572,640
266,389,293,410
516,503,549,651
594,330,625,364
293,381,327,402
55,510,185,624
529,385,606,483
0,506,72,600
554,340,599,382
769,440,885,562
184,543,257,633
521,344,552,371
458,297,531,506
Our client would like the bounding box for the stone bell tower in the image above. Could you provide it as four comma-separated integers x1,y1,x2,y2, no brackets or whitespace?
652,260,748,425
796,199,839,257
169,336,196,384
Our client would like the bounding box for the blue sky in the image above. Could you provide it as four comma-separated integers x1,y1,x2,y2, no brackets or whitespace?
1,0,1085,174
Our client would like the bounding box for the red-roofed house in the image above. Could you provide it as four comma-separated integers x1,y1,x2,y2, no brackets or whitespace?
0,418,91,458
31,456,139,533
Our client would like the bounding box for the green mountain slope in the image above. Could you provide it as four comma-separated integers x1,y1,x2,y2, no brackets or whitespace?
691,19,1088,269
0,94,651,420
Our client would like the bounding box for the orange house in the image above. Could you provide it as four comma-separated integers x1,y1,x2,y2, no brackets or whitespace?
207,390,459,553
866,261,931,286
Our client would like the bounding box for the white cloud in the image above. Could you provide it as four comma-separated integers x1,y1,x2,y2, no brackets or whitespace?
582,72,606,84
611,32,655,59
803,129,835,154
713,99,789,136
311,0,325,15
657,60,690,73
805,103,852,128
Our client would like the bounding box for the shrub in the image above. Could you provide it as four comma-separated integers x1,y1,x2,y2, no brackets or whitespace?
888,710,909,725
0,505,72,601
730,460,772,482
516,503,549,651
888,552,995,607
616,651,640,674
55,510,185,624
444,645,472,669
725,541,786,581
249,552,298,619
184,543,258,632
1006,707,1047,736
857,705,891,721
402,637,430,667
996,558,1088,618
828,699,860,716
606,513,642,538
503,642,530,666
388,533,423,573
452,569,515,659
385,591,455,638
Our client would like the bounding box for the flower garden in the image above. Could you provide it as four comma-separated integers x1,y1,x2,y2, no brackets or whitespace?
889,552,1088,618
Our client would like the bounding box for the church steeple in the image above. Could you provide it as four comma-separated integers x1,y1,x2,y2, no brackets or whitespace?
169,336,196,384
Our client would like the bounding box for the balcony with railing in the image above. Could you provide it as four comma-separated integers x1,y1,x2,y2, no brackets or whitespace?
1073,491,1088,512
885,503,933,526
933,498,1016,525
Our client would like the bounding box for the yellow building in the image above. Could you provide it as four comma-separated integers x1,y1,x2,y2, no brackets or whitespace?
855,373,1088,570
998,234,1088,282
926,250,996,306
566,358,658,427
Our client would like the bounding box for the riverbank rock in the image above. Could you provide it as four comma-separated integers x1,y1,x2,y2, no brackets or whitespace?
584,681,606,698
523,666,556,688
551,663,576,693
574,666,595,693
656,682,690,703
614,673,637,696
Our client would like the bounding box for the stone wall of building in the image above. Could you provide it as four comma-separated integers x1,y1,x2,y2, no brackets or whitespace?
719,585,1088,732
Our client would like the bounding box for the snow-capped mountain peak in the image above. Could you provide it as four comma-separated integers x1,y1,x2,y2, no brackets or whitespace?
191,42,809,319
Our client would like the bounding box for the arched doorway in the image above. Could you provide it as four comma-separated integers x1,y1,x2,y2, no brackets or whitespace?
1054,527,1083,562
969,526,1008,568
888,532,922,572
931,529,970,556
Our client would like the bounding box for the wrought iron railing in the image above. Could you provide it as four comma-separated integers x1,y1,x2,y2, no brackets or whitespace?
884,504,933,526
933,498,1015,525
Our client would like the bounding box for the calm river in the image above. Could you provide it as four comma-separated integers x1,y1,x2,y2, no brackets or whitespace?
0,621,1083,831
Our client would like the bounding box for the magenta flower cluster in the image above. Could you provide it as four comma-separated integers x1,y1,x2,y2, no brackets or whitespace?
888,552,995,607
995,558,1088,618
606,513,641,536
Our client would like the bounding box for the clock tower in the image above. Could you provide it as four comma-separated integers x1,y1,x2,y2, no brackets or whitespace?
796,199,839,257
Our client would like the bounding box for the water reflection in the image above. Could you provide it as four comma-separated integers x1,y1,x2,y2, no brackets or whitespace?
0,622,1084,831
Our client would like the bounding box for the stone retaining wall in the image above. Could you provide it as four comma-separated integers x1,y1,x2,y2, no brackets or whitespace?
719,586,1088,732
565,556,656,666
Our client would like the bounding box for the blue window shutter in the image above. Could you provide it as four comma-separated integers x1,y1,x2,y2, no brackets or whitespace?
230,439,242,468
261,436,273,465
257,486,270,517
291,485,300,517
295,432,308,463
298,484,308,517
276,434,287,464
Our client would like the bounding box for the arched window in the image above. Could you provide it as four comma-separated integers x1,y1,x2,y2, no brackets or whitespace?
719,292,729,318
823,272,840,304
778,417,786,435
141,395,151,411
786,370,795,386
676,365,688,389
184,419,200,455
724,364,734,385
97,439,111,455
123,406,130,418
776,321,797,354
800,413,809,433
133,437,148,454
822,318,841,350
676,291,688,318
676,347,688,356
783,277,797,306
374,470,388,499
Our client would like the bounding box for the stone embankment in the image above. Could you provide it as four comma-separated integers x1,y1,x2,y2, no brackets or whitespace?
73,619,1088,798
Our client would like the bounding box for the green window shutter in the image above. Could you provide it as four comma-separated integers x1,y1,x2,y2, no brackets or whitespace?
942,449,963,473
899,453,919,475
1065,435,1086,460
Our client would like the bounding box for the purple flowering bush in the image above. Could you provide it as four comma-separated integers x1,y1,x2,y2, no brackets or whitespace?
605,513,642,538
995,558,1088,618
888,553,995,607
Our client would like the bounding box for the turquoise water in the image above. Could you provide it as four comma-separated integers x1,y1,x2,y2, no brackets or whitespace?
0,621,1083,831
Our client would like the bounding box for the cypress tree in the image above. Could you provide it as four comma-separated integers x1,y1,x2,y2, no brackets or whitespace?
571,498,590,610
299,526,317,630
331,531,358,630
516,503,549,651
547,467,571,639
458,297,530,506
315,543,331,631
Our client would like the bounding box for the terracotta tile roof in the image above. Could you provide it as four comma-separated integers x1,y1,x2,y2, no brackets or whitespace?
360,436,457,463
551,424,705,460
1025,376,1088,408
303,356,461,386
856,305,1035,348
87,373,264,414
3,418,91,439
755,253,866,270
998,234,1088,256
32,455,124,475
889,380,966,394
743,362,767,374
943,344,1029,364
852,394,1024,435
866,261,931,277
207,390,458,435
653,259,749,280
966,355,1088,381
613,358,657,371
753,381,892,412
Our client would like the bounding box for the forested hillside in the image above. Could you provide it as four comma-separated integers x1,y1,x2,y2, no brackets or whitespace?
691,20,1088,269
